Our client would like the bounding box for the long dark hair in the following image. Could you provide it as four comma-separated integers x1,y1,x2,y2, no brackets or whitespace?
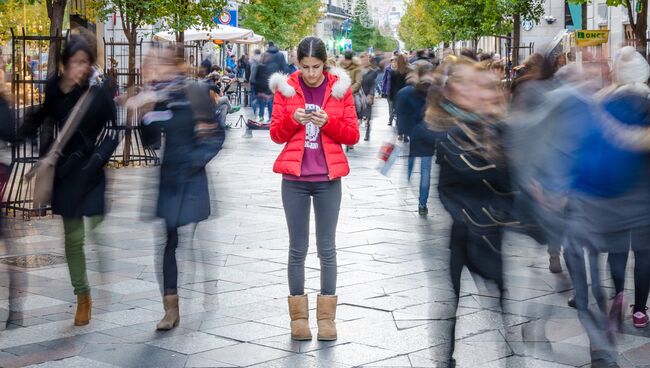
297,37,328,66
61,35,96,67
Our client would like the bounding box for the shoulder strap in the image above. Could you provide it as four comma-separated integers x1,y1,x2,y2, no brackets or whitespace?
45,88,94,159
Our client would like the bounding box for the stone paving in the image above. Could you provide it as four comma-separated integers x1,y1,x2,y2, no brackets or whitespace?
0,99,648,367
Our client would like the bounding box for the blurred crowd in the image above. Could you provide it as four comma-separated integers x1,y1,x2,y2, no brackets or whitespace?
0,33,649,368
372,44,650,368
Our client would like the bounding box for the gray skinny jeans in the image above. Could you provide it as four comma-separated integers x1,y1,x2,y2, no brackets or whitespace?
282,179,341,296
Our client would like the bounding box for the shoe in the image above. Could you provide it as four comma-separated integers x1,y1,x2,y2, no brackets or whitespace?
288,295,312,340
156,294,179,330
316,295,337,341
364,135,369,141
632,305,649,328
228,105,241,113
568,295,576,308
74,293,92,326
387,122,392,126
418,206,428,216
608,292,624,333
549,255,562,273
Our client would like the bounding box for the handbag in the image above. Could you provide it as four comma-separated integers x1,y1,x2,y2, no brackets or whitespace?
25,89,93,207
354,88,368,116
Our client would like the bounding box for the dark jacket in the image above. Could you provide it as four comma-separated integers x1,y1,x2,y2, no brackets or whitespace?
0,97,17,142
395,86,425,138
388,69,407,101
142,80,225,228
265,45,288,74
361,67,379,96
27,77,116,218
436,123,512,282
254,49,287,95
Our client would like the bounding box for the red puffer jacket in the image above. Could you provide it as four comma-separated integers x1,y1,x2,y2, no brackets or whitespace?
269,67,359,180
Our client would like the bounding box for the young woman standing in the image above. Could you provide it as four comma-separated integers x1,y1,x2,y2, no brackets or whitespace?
269,36,359,341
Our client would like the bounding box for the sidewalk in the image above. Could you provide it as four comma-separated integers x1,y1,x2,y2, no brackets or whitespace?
0,99,648,367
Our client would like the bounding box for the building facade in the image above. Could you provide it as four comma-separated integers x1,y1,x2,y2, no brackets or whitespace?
519,0,645,61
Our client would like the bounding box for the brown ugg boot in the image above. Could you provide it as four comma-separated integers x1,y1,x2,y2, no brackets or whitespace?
288,295,312,340
156,294,179,330
317,294,337,341
74,293,92,326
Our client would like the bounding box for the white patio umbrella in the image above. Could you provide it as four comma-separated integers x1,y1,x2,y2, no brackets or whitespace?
233,33,265,44
153,24,254,42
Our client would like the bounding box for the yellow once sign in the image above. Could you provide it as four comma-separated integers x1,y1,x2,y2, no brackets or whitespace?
576,30,609,46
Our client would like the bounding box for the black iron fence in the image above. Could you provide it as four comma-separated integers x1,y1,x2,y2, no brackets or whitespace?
4,29,66,218
103,37,160,167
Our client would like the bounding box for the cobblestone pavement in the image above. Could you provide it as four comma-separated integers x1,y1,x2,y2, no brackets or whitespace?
0,99,648,367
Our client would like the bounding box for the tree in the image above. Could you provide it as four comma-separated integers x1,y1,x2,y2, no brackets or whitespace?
240,0,321,49
510,0,544,66
88,0,163,87
353,0,373,28
349,0,397,52
570,0,648,55
45,0,67,78
349,17,374,52
399,0,438,50
0,0,49,42
158,0,228,42
423,0,512,51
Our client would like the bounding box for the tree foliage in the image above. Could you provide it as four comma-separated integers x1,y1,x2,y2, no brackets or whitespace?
353,0,373,28
399,0,543,50
399,0,437,50
240,0,321,49
349,0,397,52
158,0,228,42
0,0,48,42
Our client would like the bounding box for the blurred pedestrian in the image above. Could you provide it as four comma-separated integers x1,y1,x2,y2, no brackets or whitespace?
389,54,410,137
425,58,509,367
249,49,261,114
136,45,226,331
359,53,379,141
253,42,288,122
22,36,117,327
269,36,359,342
339,51,361,149
569,48,650,350
395,62,436,215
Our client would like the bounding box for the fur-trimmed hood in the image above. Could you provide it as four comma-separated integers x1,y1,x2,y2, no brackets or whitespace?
268,67,352,100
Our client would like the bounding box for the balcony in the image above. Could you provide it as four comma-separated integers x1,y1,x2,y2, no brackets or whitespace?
326,4,350,19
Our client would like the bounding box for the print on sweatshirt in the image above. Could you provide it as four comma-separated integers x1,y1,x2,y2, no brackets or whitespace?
304,103,322,150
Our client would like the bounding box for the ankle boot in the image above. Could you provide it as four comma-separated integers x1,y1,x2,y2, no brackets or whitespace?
156,294,179,330
317,294,337,341
288,295,312,340
74,293,92,326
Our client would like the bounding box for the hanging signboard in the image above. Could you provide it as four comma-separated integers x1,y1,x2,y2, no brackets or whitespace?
575,30,609,47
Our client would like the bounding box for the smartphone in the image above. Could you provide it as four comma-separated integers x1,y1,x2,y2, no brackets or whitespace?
305,107,316,114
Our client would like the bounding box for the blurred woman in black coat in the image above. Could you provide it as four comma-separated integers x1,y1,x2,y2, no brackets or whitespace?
137,45,225,331
23,36,116,327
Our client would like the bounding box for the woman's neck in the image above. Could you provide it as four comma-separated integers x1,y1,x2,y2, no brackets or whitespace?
59,77,77,94
302,73,325,88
